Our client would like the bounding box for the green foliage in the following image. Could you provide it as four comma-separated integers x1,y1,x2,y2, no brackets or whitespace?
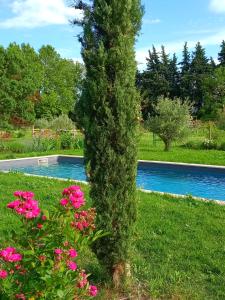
75,0,143,278
201,139,218,150
35,45,84,119
50,114,75,131
146,97,192,151
0,43,83,126
60,132,74,150
200,67,225,120
217,109,225,130
34,118,50,129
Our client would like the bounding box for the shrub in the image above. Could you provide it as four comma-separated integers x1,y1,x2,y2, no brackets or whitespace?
220,142,225,151
146,97,192,151
8,142,26,153
201,139,218,150
15,130,26,138
183,140,202,150
30,137,59,152
60,132,74,150
0,186,101,299
217,109,225,131
50,115,75,132
34,118,50,129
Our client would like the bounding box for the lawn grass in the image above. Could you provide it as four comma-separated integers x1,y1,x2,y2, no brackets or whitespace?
0,131,225,166
1,173,225,299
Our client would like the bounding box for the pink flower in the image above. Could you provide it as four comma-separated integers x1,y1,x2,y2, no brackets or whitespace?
69,186,81,192
68,248,77,258
8,253,22,262
0,269,8,279
75,222,84,231
0,247,22,263
15,294,26,300
67,261,77,271
60,198,69,206
80,211,88,217
7,200,20,209
42,215,47,221
54,249,63,255
89,285,98,297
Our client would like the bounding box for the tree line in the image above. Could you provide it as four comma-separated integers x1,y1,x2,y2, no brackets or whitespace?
137,41,225,120
0,43,83,128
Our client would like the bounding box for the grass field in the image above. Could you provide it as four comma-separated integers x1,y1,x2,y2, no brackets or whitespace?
1,173,225,299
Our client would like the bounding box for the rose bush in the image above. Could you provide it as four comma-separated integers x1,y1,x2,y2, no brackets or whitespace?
0,186,102,299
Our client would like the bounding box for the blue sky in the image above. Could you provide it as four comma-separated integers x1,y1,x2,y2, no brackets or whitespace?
0,0,225,68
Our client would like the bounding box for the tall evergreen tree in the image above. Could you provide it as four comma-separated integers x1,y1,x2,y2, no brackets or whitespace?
169,53,180,98
218,40,225,66
180,42,191,100
74,0,143,283
190,42,210,113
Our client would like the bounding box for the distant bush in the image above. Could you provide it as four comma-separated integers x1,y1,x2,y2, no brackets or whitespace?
60,132,74,149
7,142,26,153
50,114,75,131
217,109,225,131
34,118,50,129
219,142,225,151
184,140,202,150
30,136,60,152
201,139,218,150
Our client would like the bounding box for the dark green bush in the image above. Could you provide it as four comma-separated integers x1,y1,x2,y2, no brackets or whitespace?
60,132,74,149
219,142,225,151
8,142,26,153
183,140,202,150
16,130,26,138
201,139,218,150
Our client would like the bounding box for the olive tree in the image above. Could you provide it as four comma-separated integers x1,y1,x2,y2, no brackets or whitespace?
146,97,192,151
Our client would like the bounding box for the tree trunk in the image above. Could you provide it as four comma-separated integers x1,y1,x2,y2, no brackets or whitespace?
112,262,131,288
164,140,171,151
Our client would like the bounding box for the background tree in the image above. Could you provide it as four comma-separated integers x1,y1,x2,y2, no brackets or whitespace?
146,97,192,151
36,45,83,119
200,66,225,119
74,0,143,284
218,40,225,66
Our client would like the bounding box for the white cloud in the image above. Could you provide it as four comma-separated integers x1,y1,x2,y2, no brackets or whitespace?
0,0,83,28
210,0,225,13
143,18,161,25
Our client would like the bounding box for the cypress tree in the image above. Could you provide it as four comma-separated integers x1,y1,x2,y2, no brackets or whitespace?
169,53,180,98
73,0,143,283
218,40,225,66
190,42,210,113
180,42,191,100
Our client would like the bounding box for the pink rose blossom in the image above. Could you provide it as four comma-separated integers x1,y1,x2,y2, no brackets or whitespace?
0,269,8,279
68,248,77,258
60,198,69,206
54,249,63,255
68,261,77,271
89,285,98,297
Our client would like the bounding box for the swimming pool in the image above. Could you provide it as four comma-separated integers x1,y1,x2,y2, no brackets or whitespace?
1,155,225,201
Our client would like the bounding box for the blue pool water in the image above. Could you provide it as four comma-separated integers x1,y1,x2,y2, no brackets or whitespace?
13,161,225,201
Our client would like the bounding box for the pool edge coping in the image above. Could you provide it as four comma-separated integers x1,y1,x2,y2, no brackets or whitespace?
0,154,225,170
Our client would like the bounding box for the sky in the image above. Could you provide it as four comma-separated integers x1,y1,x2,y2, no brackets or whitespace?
0,0,225,68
